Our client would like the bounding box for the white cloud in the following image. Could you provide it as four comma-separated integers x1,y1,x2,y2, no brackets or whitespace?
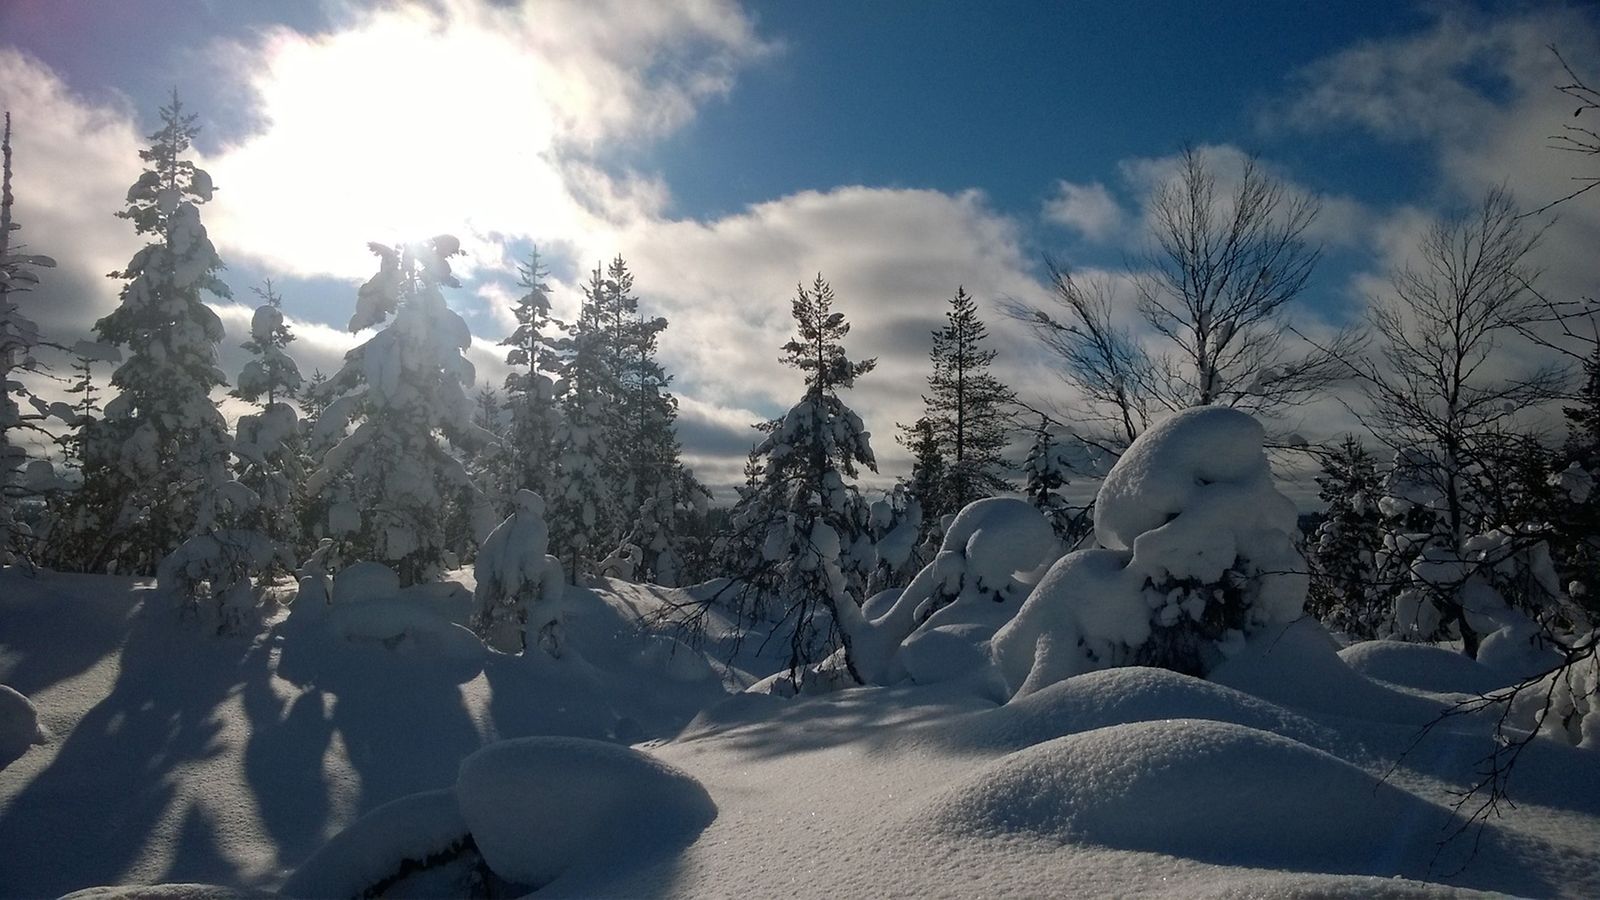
1042,180,1125,241
200,0,769,280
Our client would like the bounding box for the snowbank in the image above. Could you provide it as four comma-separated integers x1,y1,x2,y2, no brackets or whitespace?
455,736,717,887
0,683,48,768
923,718,1454,876
977,666,1335,753
1211,618,1458,726
1340,640,1512,696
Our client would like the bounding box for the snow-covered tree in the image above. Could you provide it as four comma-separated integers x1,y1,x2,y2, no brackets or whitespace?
306,236,496,585
994,407,1308,693
230,281,304,562
1021,414,1088,545
1304,436,1385,639
1355,189,1566,657
472,489,565,654
718,274,879,682
500,248,567,503
549,265,616,580
83,94,235,574
904,286,1015,513
0,112,61,564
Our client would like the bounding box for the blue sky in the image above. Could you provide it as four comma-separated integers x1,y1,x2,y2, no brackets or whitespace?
2,0,1597,496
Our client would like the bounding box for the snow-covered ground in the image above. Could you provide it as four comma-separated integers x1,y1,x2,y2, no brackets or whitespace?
2,566,1598,899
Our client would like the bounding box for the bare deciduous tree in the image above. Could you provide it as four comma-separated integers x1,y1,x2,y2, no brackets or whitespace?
1009,147,1355,449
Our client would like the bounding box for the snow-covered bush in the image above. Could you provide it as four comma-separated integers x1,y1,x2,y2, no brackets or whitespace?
472,490,565,654
992,407,1307,696
155,528,294,632
840,498,1059,686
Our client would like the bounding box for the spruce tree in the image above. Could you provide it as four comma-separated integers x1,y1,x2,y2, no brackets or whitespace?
904,287,1015,515
1021,414,1086,544
1305,436,1385,638
550,264,617,580
86,94,234,574
500,248,567,503
307,236,494,585
0,112,60,564
230,281,304,561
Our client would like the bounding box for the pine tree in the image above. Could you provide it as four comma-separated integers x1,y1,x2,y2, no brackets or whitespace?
903,287,1016,516
1304,436,1385,638
0,111,61,564
230,281,304,563
500,248,567,503
306,236,495,585
84,94,234,574
723,274,879,683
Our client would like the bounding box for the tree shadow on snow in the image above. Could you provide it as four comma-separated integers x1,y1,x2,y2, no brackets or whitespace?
0,595,276,897
0,569,141,697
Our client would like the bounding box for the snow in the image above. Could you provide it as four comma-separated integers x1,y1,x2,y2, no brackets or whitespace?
278,789,466,899
993,407,1307,695
0,683,48,769
1341,639,1515,696
921,718,1452,877
3,557,1598,898
455,737,716,888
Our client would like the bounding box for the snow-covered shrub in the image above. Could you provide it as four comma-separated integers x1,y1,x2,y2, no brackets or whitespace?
992,407,1307,696
155,528,294,632
840,498,1059,686
1304,436,1385,639
472,490,565,655
1504,635,1599,749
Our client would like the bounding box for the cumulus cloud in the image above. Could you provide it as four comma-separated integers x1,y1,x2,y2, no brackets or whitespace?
0,50,143,341
1042,180,1125,241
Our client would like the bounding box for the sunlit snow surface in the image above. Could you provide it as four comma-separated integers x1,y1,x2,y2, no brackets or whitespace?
2,568,1598,898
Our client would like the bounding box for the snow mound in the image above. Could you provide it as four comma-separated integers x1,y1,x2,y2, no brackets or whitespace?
0,683,48,768
455,736,717,888
1340,640,1512,696
978,666,1333,753
280,789,467,899
923,718,1451,875
326,599,485,669
1210,619,1455,726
